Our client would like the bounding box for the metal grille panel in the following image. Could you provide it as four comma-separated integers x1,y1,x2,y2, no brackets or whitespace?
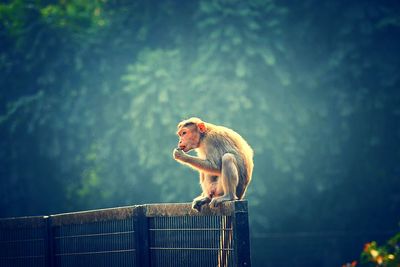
0,217,46,267
53,218,136,267
149,216,234,267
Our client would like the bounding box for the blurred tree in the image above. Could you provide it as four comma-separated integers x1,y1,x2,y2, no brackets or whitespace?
0,2,399,262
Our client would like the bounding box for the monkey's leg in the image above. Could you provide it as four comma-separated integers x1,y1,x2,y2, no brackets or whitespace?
192,195,211,212
209,153,239,208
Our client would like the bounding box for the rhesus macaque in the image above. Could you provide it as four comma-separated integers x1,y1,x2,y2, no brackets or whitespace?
173,117,254,211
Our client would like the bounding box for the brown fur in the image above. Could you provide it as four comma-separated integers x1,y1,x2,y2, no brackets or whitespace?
173,117,254,210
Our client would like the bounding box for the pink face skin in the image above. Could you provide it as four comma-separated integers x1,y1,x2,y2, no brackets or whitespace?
177,125,201,153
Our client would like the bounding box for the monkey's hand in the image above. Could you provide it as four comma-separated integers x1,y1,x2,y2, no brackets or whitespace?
173,148,187,161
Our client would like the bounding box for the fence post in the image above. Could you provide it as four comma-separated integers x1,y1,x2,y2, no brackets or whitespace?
233,201,251,267
135,205,150,267
44,216,55,267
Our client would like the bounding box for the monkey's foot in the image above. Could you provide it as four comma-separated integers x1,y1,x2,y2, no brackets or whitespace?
209,195,236,209
191,197,211,212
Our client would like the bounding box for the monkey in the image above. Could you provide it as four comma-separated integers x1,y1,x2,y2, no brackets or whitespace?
173,117,254,211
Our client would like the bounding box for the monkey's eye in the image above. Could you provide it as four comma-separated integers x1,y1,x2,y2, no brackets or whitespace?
182,131,187,136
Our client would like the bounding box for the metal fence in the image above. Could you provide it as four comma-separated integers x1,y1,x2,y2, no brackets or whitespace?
0,201,251,267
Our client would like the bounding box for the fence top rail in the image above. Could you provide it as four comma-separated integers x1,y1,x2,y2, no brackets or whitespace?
50,206,140,226
0,216,46,229
0,200,248,226
145,200,248,217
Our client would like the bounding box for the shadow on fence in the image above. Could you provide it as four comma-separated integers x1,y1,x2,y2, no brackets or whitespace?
0,200,251,267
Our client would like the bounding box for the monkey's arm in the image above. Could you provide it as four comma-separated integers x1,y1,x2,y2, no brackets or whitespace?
173,149,221,176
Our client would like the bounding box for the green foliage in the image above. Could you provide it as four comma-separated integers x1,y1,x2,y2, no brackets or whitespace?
343,232,400,267
0,0,26,35
361,236,400,267
40,0,107,30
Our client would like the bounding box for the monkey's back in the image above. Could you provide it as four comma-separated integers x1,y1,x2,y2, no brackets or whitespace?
202,124,254,199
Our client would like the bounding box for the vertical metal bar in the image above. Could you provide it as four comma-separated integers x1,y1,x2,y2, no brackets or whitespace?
135,205,150,267
233,201,251,267
44,216,54,267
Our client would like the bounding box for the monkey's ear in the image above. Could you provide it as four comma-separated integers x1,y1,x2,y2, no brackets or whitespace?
197,122,206,133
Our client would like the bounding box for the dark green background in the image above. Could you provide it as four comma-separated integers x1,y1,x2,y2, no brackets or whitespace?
1,0,399,266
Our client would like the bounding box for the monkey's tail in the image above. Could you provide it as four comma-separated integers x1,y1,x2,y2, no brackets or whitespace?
218,216,233,267
236,181,248,199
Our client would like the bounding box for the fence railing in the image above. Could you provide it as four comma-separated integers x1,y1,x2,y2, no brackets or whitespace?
0,200,251,267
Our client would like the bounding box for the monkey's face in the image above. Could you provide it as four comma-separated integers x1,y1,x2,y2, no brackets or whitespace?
177,125,201,152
